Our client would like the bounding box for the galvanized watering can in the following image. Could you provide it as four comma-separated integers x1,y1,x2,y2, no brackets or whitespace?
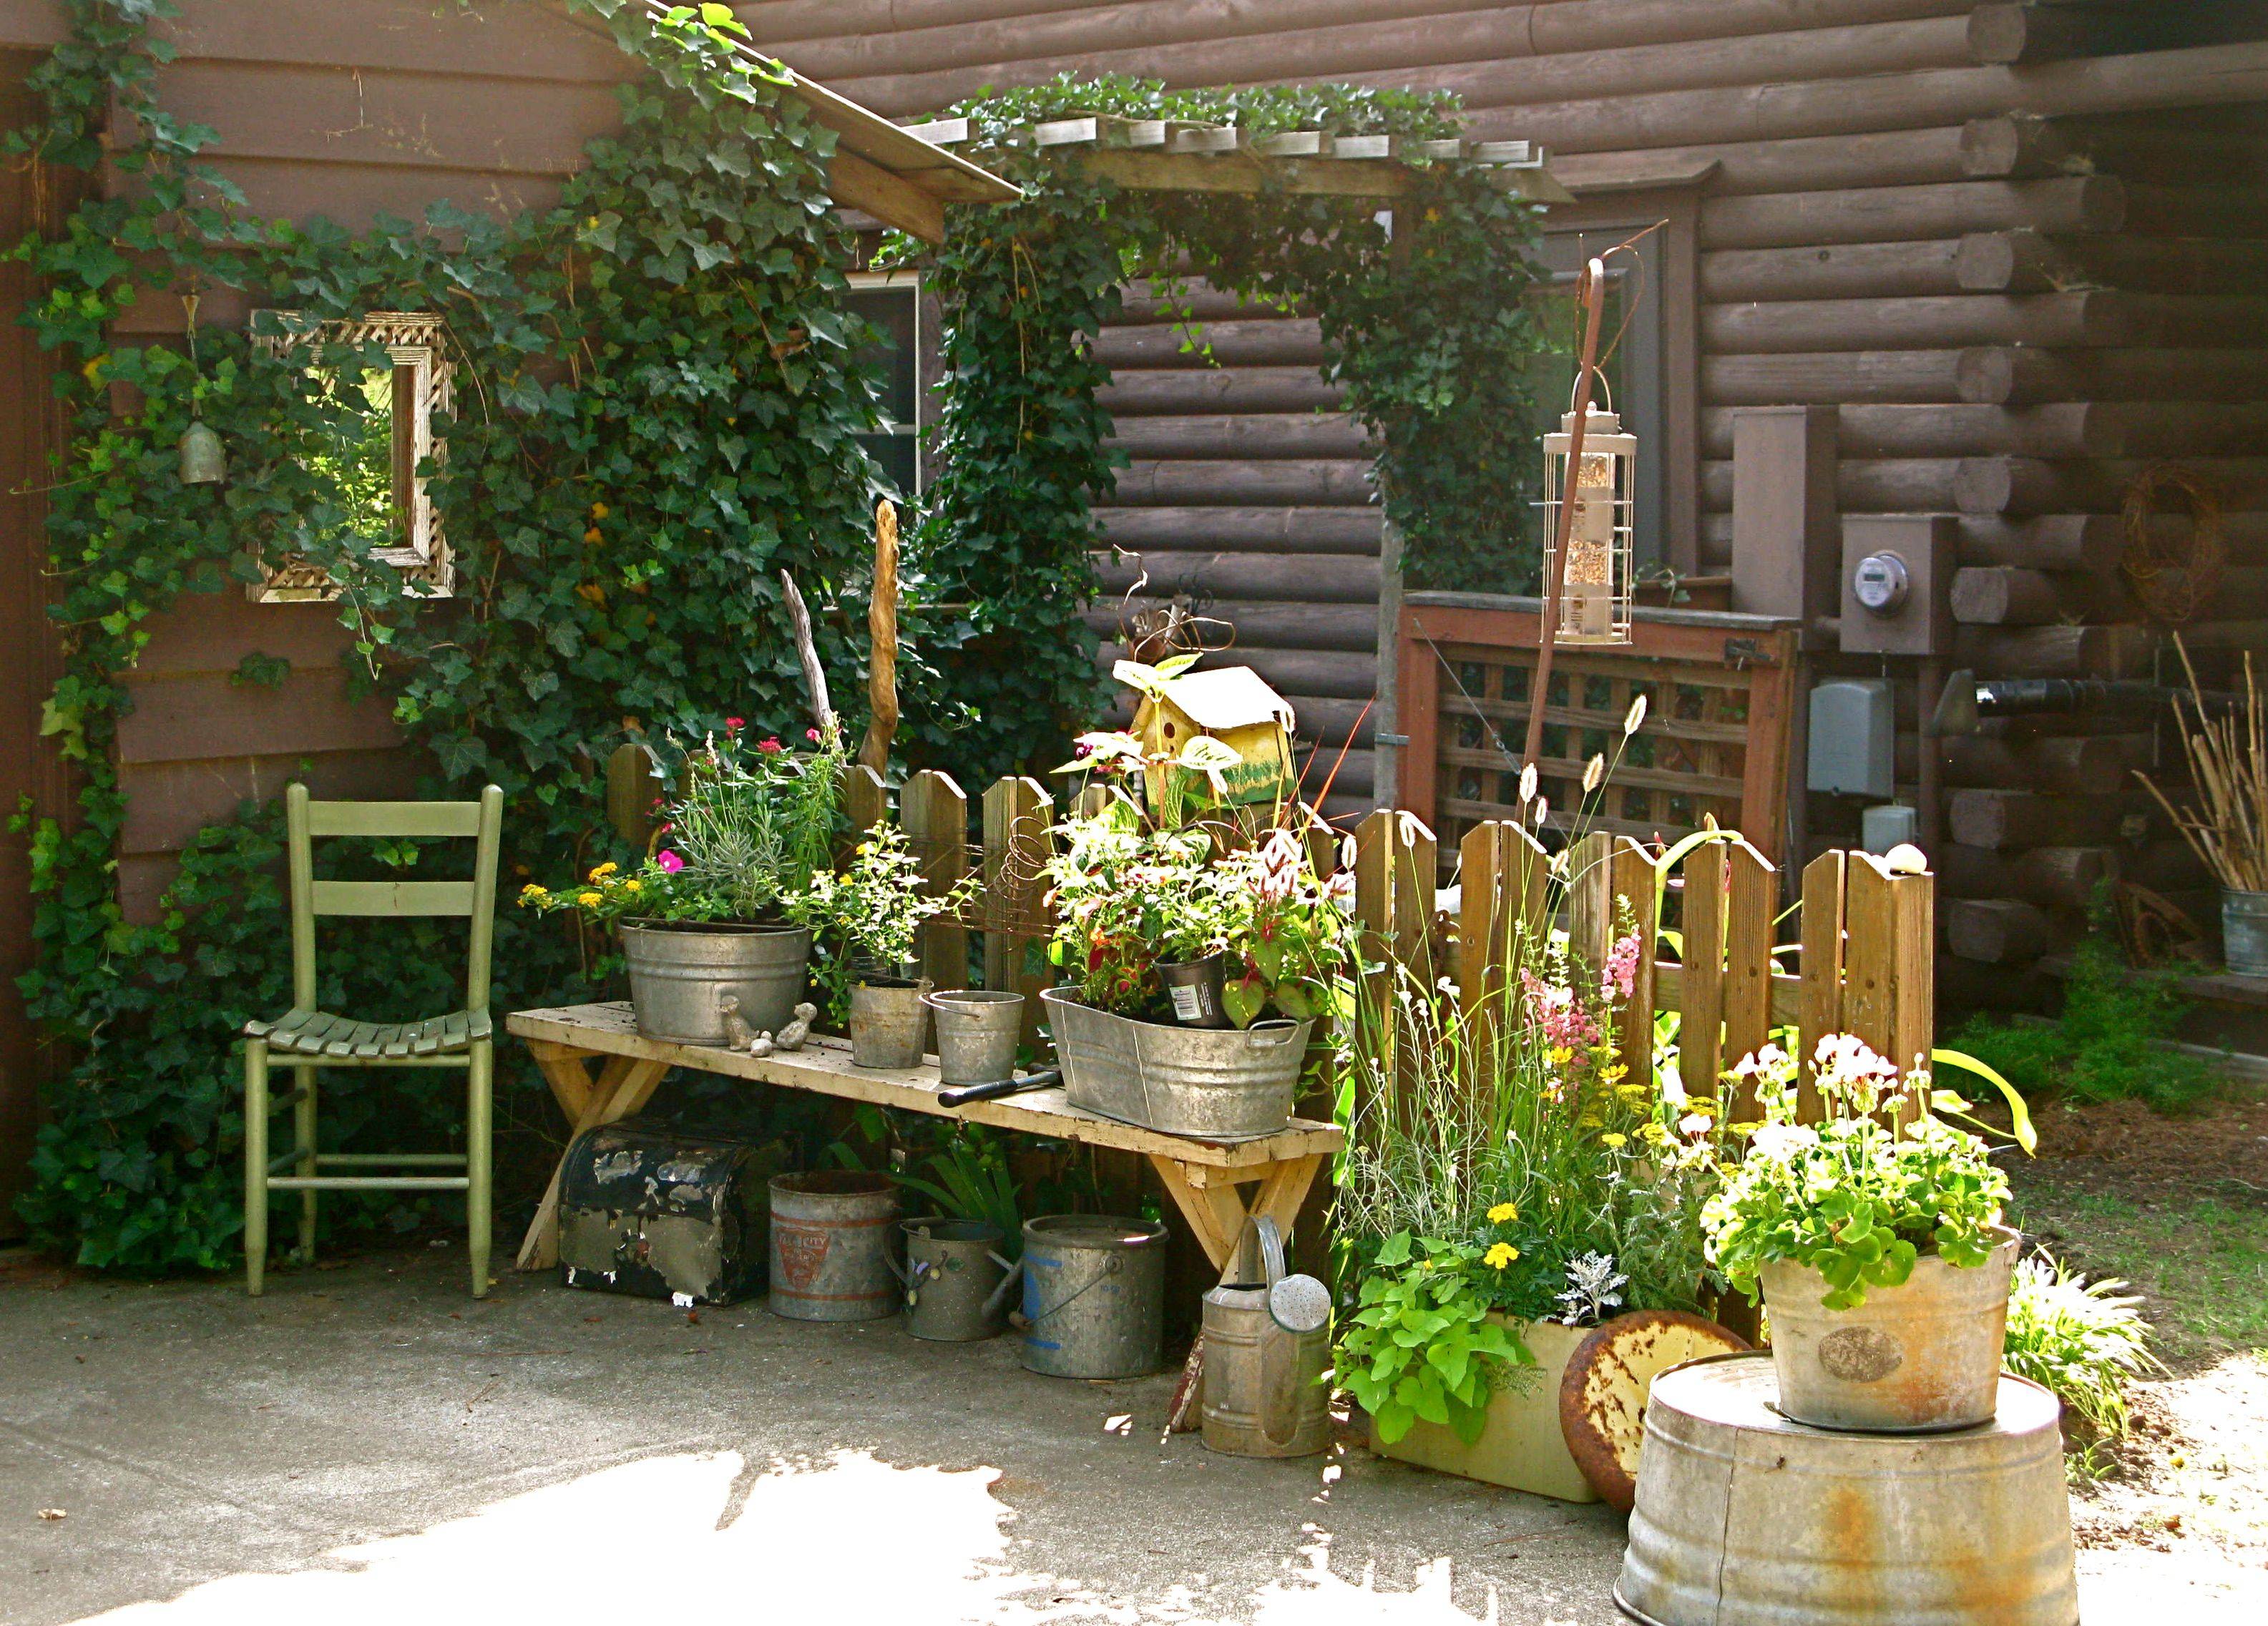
892,1218,1021,1342
1199,1216,1333,1458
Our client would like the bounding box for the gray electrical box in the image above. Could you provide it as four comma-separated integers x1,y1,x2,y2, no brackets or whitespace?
1809,680,1895,798
1862,803,1920,855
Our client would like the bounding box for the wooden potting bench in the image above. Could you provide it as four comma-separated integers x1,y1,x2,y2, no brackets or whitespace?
506,1001,1341,1274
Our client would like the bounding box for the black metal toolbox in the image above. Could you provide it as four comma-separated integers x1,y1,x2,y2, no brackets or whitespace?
557,1122,785,1306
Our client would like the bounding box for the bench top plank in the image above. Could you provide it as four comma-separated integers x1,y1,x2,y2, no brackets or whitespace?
507,1002,1342,1170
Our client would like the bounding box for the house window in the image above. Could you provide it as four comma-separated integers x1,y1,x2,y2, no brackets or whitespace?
249,311,454,601
844,271,926,501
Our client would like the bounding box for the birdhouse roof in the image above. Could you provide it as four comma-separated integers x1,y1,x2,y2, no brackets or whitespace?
1151,666,1296,733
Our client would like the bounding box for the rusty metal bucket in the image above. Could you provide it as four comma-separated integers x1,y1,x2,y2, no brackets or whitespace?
1760,1228,2019,1432
1616,1353,2076,1626
1017,1214,1166,1378
767,1172,899,1321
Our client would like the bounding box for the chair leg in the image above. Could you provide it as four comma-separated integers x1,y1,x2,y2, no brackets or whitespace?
466,1039,493,1299
244,1037,269,1296
294,1062,318,1265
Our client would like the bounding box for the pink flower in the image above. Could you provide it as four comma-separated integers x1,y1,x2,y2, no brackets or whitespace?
806,728,821,743
757,737,783,755
724,717,744,734
656,850,685,873
1603,931,1641,1001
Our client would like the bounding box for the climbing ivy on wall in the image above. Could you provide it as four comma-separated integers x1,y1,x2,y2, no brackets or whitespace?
894,75,1548,788
9,0,897,1268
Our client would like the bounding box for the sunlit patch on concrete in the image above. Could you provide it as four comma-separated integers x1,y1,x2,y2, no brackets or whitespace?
1248,1526,1512,1626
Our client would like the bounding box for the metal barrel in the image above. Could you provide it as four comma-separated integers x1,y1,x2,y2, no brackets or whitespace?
768,1172,899,1321
1616,1353,2077,1626
1761,1229,2017,1432
2224,888,2268,976
900,1218,1017,1341
1018,1214,1166,1378
619,921,809,1046
1041,989,1309,1142
924,990,1024,1086
849,979,931,1069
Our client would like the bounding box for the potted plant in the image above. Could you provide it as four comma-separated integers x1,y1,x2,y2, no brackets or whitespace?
1038,760,1352,1139
1340,919,1714,1501
1699,1034,2020,1432
787,823,975,1069
522,721,843,1046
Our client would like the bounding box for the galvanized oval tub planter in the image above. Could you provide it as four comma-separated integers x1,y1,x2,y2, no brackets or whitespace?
1759,1225,2020,1432
617,918,811,1047
1616,1353,2077,1626
1038,987,1309,1142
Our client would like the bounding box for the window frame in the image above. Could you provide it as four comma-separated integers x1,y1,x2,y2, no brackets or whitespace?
844,269,932,499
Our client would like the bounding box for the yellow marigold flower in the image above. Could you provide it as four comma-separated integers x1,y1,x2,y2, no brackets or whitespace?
577,891,602,907
622,879,640,893
1487,1202,1518,1224
1602,1064,1629,1082
589,862,618,881
1600,1132,1628,1149
1484,1242,1519,1270
519,883,546,898
1549,1044,1573,1067
590,501,609,520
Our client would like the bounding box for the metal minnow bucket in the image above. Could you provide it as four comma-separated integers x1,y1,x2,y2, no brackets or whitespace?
894,1217,1020,1341
1017,1214,1166,1378
767,1172,899,1322
924,989,1025,1086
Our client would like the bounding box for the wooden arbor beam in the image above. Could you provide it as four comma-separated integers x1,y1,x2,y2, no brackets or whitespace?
828,147,947,243
1071,149,1573,203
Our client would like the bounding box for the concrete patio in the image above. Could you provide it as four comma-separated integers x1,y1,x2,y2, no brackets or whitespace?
0,1243,2257,1625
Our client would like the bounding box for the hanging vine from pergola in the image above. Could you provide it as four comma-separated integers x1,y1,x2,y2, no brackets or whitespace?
881,78,1565,788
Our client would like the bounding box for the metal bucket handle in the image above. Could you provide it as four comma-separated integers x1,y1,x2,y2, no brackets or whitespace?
923,990,1020,1028
1244,1021,1301,1049
1022,1251,1123,1326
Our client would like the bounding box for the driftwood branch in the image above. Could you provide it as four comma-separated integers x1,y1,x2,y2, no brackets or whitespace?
861,499,901,775
779,570,834,737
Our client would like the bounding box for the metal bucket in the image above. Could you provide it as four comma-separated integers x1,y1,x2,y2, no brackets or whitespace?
924,990,1024,1085
1616,1353,2077,1626
1018,1214,1166,1378
1761,1228,2018,1432
2224,887,2268,976
850,978,932,1069
619,921,810,1047
896,1218,1020,1341
1200,1218,1332,1459
767,1172,899,1321
1040,988,1309,1142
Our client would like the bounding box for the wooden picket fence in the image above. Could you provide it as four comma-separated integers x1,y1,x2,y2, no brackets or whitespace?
834,764,1935,1113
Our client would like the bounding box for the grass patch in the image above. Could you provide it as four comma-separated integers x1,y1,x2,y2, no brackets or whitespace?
2010,1179,2268,1364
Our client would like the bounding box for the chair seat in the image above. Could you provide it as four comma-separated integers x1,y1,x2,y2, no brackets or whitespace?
244,1008,493,1059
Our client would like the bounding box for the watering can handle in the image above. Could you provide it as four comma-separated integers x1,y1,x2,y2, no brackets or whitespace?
982,1254,1024,1321
1233,1215,1287,1290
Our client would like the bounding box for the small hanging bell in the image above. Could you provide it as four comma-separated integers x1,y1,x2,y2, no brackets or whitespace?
177,418,226,485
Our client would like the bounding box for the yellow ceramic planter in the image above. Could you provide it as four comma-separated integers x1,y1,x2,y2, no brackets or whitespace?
1371,1316,1600,1503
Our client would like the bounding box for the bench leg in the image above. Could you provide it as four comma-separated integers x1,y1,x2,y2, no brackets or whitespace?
467,1038,493,1298
1145,1152,1327,1277
244,1038,269,1296
294,1062,318,1265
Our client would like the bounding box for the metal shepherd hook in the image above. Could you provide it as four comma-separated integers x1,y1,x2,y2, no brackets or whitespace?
1522,256,1608,775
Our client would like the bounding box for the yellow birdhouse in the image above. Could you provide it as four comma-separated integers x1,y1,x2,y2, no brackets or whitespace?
1129,664,1298,816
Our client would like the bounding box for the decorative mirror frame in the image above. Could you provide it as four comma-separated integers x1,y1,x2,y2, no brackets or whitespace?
248,310,454,602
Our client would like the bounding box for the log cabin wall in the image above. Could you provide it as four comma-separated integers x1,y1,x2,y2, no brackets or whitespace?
0,0,635,922
746,0,2268,996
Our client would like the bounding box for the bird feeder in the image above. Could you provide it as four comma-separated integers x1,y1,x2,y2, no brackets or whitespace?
1540,402,1636,647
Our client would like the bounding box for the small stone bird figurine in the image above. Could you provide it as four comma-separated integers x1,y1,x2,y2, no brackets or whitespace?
747,1031,776,1059
718,993,756,1052
773,1002,817,1052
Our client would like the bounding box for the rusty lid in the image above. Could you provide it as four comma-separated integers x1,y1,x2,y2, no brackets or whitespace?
1558,1310,1751,1512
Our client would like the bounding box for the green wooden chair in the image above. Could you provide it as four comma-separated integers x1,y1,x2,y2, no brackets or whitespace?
243,783,504,1297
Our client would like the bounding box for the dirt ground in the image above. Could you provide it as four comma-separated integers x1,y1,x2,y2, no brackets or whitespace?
2008,1086,2268,1592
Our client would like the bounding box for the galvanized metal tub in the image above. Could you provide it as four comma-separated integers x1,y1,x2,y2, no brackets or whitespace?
1616,1353,2077,1626
898,1218,1020,1341
2224,887,2268,977
1018,1213,1166,1378
619,920,810,1047
850,976,931,1069
1761,1228,2018,1432
1040,987,1309,1142
925,989,1024,1085
767,1172,899,1322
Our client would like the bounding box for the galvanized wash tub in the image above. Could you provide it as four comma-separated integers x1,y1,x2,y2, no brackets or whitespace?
768,1172,899,1322
1039,988,1309,1142
1616,1353,2076,1626
1760,1228,2018,1432
1018,1214,1165,1378
619,920,810,1047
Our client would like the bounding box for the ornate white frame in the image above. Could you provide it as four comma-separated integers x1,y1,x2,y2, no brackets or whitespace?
248,311,455,602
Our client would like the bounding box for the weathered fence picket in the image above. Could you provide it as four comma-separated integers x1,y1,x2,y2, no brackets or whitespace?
901,770,969,987
981,776,1053,1046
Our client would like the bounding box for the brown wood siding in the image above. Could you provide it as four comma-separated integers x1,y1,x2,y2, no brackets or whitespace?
749,0,2268,981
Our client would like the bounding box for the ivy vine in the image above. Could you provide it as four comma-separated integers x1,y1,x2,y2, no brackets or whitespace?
894,74,1548,788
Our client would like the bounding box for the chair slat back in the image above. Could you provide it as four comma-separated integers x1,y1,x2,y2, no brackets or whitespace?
285,783,506,1015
